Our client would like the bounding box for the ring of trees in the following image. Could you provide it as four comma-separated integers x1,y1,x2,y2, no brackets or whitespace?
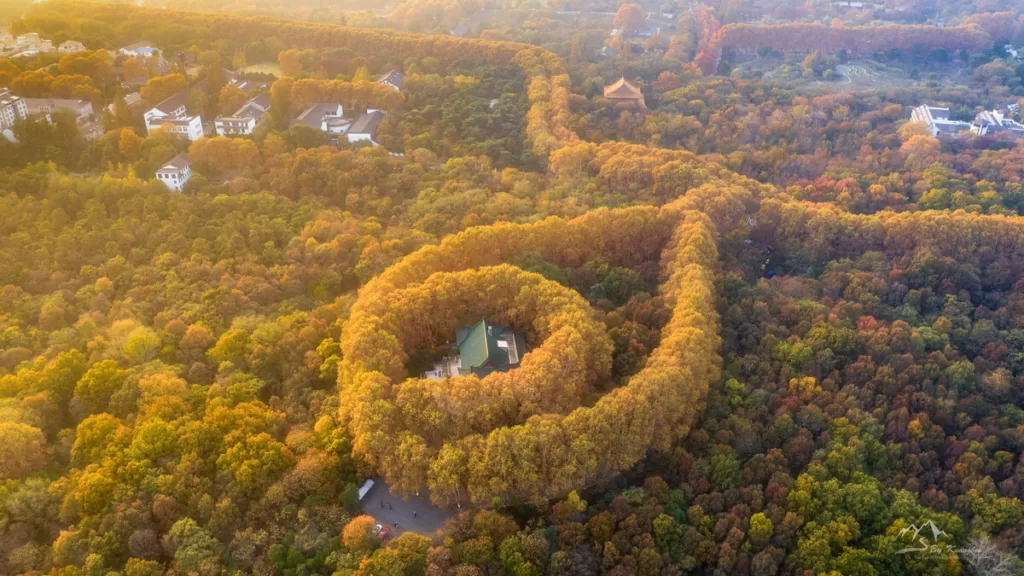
338,206,723,506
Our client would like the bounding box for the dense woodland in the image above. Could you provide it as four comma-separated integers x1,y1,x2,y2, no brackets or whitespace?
5,0,1024,575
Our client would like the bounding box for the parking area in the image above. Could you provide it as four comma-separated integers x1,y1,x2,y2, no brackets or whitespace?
361,480,457,538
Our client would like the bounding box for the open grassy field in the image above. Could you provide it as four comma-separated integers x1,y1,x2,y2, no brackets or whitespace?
240,62,281,77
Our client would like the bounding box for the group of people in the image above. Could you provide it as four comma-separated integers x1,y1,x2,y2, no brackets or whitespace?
378,500,417,530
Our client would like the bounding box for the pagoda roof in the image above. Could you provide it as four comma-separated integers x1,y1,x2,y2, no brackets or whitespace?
604,77,643,99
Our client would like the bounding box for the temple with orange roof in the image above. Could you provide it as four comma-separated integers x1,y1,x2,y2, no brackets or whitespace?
603,77,646,108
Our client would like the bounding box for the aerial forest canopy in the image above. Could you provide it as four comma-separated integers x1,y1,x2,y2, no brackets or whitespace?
6,0,1024,575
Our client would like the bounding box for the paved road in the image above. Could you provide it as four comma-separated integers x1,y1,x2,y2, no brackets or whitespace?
362,480,457,538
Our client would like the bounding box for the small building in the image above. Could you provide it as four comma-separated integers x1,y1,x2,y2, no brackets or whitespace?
59,40,86,53
22,97,94,123
425,319,526,380
14,33,39,50
357,479,375,501
144,88,203,140
971,110,1024,138
6,32,54,57
449,24,470,37
347,110,385,145
909,105,971,137
911,104,1024,140
215,94,271,136
603,77,646,108
149,115,204,140
613,26,660,38
214,115,255,136
107,92,142,114
155,153,192,191
377,70,405,92
232,78,267,94
120,42,159,58
0,89,28,130
291,103,346,133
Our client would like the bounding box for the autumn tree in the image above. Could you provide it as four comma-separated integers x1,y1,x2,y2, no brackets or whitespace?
217,83,247,116
0,423,47,479
343,515,380,554
278,49,303,77
614,4,647,33
141,74,189,105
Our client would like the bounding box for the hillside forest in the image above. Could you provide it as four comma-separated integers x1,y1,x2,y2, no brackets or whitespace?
5,1,1024,576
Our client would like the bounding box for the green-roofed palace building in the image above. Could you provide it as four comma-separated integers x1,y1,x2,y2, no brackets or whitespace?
425,319,526,379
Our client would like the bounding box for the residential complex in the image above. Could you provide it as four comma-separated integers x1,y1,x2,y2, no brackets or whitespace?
22,97,94,120
970,110,1024,138
910,105,971,137
911,104,1024,139
22,97,101,139
290,103,386,146
1,31,55,58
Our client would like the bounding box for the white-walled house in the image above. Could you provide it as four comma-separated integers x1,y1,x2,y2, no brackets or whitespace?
910,105,971,137
144,88,203,141
155,153,192,191
120,42,159,58
0,89,28,130
291,103,346,133
377,70,405,91
22,97,94,121
346,110,385,145
59,40,86,53
215,93,270,136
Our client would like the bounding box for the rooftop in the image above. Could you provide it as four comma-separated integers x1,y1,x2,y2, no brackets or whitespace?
377,70,405,89
0,89,21,106
157,153,191,172
238,80,265,93
249,93,272,110
291,103,343,130
604,77,644,99
152,87,192,115
349,110,385,135
122,42,156,52
148,116,196,127
23,97,92,109
455,318,525,377
230,101,267,121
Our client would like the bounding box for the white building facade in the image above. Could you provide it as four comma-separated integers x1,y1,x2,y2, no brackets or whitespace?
0,89,29,130
155,154,192,191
